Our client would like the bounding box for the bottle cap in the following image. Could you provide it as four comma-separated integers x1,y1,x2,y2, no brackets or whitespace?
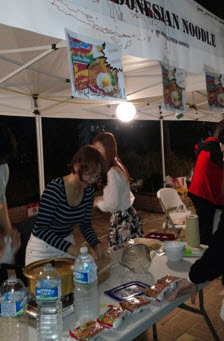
80,246,88,254
43,263,53,272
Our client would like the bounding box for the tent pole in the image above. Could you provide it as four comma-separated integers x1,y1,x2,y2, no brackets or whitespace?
159,112,166,188
35,115,45,197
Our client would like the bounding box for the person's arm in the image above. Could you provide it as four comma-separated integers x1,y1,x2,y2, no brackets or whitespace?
33,182,74,253
167,228,224,303
79,189,110,263
96,168,121,212
189,228,224,283
0,202,13,233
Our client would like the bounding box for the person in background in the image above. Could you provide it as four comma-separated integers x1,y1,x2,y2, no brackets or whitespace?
166,226,224,314
188,119,224,245
92,132,143,253
168,133,224,321
0,123,20,264
25,145,109,265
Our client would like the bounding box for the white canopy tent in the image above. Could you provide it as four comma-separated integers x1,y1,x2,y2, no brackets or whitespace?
0,0,224,195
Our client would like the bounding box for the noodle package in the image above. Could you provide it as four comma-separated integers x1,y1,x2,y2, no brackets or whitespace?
69,320,106,341
120,295,151,314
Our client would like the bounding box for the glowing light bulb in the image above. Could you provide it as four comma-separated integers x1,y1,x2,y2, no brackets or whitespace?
116,102,136,122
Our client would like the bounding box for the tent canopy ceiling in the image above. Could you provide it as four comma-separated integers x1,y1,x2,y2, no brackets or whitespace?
0,23,223,122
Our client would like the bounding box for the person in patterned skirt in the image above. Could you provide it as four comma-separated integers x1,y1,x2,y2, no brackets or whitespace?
93,132,143,253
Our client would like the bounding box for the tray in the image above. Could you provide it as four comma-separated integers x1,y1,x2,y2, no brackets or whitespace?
104,281,150,302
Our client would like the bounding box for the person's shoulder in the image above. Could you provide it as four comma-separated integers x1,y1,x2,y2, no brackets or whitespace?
45,177,64,194
109,166,126,182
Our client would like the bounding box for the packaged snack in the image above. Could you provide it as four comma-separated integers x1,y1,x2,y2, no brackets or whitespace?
69,320,106,340
144,282,172,301
120,295,151,314
157,275,184,290
97,305,125,329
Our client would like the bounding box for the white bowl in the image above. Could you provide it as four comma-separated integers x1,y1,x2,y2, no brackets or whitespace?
163,241,186,262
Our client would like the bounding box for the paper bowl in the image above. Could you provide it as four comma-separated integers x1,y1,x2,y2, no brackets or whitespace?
163,241,186,262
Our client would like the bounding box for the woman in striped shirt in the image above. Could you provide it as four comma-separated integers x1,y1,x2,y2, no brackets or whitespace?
25,145,108,265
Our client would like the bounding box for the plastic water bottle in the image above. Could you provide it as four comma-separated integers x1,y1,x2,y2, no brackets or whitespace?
35,263,63,341
73,246,99,323
0,275,28,341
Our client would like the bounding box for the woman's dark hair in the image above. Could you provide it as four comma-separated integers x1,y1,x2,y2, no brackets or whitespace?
68,145,107,186
92,132,132,183
0,123,16,165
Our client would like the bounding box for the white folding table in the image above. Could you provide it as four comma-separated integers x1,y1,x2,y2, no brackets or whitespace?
29,250,220,341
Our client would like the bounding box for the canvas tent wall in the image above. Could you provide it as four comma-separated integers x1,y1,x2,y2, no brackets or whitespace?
0,0,224,195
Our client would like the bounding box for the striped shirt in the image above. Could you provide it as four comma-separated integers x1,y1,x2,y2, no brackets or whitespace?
33,177,99,252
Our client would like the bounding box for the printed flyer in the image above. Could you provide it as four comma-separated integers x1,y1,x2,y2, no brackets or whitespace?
206,72,224,111
161,63,186,113
65,28,126,101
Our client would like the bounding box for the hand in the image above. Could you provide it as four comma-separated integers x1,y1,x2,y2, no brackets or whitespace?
166,279,198,304
94,243,111,267
67,244,80,258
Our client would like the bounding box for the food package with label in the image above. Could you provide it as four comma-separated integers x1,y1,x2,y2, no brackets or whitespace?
97,305,126,329
157,275,184,290
144,282,173,301
120,295,151,314
69,320,106,340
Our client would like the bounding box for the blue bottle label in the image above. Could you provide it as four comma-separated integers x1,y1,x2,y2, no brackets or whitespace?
73,269,97,284
0,292,27,317
36,287,59,301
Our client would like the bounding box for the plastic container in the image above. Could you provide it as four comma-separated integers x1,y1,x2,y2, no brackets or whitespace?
104,281,150,302
35,263,63,341
73,246,99,323
0,275,28,341
163,241,186,262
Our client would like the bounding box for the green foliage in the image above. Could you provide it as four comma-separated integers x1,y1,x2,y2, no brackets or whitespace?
121,150,195,181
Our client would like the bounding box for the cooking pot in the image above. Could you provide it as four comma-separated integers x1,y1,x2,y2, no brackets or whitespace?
23,258,74,297
23,257,112,297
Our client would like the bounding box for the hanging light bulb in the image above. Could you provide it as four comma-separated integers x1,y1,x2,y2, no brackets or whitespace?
116,102,136,122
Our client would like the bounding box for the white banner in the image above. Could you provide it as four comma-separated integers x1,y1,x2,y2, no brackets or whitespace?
65,29,126,100
1,0,224,74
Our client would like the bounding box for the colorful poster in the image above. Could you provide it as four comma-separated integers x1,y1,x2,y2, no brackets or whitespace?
161,63,186,113
65,29,126,100
206,72,224,111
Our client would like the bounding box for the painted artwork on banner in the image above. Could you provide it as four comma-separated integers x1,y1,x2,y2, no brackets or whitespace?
161,63,186,113
65,29,126,100
206,73,224,111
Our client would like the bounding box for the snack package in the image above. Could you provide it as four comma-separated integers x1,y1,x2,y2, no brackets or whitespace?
144,282,173,301
120,295,151,314
157,275,184,290
97,305,126,329
69,320,106,340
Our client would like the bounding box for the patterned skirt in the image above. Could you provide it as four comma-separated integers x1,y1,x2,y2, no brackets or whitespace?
108,206,143,253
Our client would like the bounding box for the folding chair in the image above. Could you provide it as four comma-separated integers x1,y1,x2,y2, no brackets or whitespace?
157,188,190,237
